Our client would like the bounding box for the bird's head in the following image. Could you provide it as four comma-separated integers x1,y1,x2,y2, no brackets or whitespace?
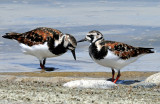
78,30,104,43
63,34,77,60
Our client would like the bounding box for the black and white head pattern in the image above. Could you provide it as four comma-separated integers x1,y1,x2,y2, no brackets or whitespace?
86,30,104,43
63,34,77,51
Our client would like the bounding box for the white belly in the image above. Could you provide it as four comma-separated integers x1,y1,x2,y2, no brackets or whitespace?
20,42,61,60
92,50,143,70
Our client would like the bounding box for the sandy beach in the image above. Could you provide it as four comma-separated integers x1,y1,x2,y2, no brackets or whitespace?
0,71,160,104
0,71,156,79
0,0,160,104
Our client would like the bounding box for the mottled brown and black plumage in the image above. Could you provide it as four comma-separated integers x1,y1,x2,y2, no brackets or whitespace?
2,27,77,72
78,30,154,83
3,27,63,46
103,41,154,60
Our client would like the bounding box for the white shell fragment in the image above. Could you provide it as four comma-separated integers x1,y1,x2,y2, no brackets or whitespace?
63,80,117,89
145,72,160,85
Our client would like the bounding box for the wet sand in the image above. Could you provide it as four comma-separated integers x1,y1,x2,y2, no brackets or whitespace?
0,71,157,80
0,71,159,104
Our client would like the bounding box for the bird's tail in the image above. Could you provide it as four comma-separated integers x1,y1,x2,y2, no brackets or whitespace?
2,32,20,39
139,47,154,54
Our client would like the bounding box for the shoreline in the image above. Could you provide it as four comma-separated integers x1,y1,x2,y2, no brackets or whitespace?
0,71,157,80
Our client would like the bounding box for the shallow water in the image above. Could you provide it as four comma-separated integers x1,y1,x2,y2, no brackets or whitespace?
0,0,160,72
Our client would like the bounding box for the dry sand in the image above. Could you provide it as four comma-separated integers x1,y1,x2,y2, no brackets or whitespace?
0,71,160,104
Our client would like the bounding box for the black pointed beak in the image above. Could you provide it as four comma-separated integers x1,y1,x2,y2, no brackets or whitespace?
77,38,87,43
71,49,76,60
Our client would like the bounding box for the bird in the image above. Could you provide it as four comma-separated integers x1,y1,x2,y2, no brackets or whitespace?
78,30,154,83
2,27,77,72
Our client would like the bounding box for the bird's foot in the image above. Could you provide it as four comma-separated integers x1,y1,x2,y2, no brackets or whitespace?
40,69,46,73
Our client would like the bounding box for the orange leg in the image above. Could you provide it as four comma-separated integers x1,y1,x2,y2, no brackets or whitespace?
114,70,121,83
40,58,46,72
112,68,115,82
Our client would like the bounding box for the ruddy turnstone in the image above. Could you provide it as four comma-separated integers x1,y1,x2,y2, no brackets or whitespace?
78,30,154,83
2,27,77,72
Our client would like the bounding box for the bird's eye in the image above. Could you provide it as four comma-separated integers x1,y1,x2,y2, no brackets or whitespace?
87,35,93,38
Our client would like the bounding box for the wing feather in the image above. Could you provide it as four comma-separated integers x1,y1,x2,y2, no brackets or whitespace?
103,41,153,59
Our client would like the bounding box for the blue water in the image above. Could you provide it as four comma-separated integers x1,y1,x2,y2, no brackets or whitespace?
0,0,160,72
